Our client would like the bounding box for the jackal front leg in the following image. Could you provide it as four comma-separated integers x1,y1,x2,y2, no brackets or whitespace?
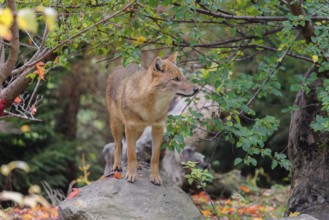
110,119,124,172
150,125,164,185
125,125,138,183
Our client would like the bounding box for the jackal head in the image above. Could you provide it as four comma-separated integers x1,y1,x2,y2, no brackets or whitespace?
149,52,199,97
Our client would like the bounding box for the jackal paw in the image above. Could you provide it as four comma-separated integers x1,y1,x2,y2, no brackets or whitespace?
150,174,162,186
125,171,136,183
111,165,122,172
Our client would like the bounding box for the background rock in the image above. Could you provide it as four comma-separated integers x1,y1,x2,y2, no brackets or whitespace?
59,165,203,220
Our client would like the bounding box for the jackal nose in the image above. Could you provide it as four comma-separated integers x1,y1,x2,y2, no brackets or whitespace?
193,87,199,94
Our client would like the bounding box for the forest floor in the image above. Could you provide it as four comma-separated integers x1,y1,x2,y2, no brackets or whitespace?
193,183,290,219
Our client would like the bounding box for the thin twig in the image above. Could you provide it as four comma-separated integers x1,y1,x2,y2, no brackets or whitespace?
25,78,41,115
201,185,219,219
25,31,40,49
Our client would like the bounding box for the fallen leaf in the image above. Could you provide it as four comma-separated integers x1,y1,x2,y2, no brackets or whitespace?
224,199,232,205
246,204,260,215
289,212,300,217
67,188,80,199
114,172,123,179
239,185,250,193
220,206,235,214
201,209,212,217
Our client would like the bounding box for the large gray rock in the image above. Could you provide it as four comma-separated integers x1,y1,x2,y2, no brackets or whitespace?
59,165,203,220
274,214,318,220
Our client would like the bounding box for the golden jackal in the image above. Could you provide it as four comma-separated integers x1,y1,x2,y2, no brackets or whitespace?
106,52,198,185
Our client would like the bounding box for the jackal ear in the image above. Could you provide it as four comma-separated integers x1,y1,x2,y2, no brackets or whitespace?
167,52,177,64
153,57,164,72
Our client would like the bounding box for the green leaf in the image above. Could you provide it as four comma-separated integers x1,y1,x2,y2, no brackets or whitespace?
149,0,159,7
271,160,278,169
263,148,272,156
234,157,243,166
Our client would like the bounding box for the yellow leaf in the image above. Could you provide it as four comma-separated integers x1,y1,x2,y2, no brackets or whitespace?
0,8,13,27
0,164,10,176
134,35,146,46
226,115,231,121
0,24,12,40
289,211,300,217
35,5,44,12
17,8,38,33
277,57,283,63
28,184,41,194
8,161,30,173
312,55,318,63
20,124,30,133
43,7,57,31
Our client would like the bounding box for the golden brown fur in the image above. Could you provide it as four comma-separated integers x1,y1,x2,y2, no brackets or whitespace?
106,52,198,185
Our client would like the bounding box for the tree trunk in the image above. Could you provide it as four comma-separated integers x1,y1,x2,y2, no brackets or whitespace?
54,63,82,140
285,75,329,215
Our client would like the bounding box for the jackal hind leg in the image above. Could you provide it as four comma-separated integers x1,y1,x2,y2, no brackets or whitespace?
110,119,124,172
150,125,164,186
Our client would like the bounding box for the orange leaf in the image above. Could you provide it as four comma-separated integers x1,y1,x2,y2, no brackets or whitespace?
35,62,45,80
239,185,250,193
201,209,212,217
114,172,123,179
67,188,80,199
28,38,32,45
14,96,22,103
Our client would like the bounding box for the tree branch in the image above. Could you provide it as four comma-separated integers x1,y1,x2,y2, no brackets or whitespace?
186,3,329,22
0,0,19,84
287,0,314,42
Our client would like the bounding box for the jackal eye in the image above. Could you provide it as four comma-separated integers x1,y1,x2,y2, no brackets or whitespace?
172,77,180,82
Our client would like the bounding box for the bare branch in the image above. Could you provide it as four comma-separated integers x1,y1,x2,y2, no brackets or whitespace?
1,110,42,121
